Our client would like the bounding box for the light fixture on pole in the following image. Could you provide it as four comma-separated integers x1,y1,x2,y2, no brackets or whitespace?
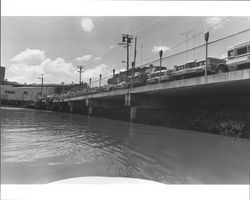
99,74,102,88
204,31,209,78
159,50,163,83
112,69,115,90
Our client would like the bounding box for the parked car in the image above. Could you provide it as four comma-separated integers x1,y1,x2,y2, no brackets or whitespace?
145,66,167,76
172,58,227,80
147,69,173,84
221,41,250,72
100,84,113,92
172,60,197,79
89,87,99,94
126,72,148,87
114,81,128,90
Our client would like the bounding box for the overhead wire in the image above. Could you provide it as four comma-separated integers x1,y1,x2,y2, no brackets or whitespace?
135,17,231,66
135,28,250,68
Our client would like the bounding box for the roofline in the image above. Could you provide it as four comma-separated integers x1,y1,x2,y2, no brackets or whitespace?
228,41,250,50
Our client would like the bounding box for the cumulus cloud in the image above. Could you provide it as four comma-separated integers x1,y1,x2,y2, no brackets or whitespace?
8,49,114,85
81,18,94,32
75,54,93,62
206,17,225,29
152,45,171,53
82,64,111,82
11,48,46,65
9,49,78,84
94,57,102,61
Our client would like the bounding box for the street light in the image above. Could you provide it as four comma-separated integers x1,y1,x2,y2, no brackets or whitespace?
204,31,209,78
112,69,115,90
89,78,92,94
159,50,163,83
99,74,102,89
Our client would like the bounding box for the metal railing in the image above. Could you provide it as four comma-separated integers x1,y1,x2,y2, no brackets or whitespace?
49,28,250,101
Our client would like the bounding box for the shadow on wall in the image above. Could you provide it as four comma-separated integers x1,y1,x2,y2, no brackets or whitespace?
137,109,250,139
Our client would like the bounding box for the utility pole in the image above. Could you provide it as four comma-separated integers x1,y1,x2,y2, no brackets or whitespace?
77,65,84,85
180,30,194,62
131,36,137,88
38,74,44,97
118,34,133,81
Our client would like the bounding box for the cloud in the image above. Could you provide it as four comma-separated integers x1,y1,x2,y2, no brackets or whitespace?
11,48,46,65
152,46,171,53
8,49,114,85
9,49,78,84
81,18,94,32
109,45,115,49
82,64,111,82
75,54,93,63
206,17,224,29
94,57,102,61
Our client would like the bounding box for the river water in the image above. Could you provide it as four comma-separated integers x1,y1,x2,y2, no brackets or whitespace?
1,107,249,184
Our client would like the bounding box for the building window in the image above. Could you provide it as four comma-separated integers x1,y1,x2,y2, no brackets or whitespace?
23,91,28,95
5,90,15,94
236,47,247,56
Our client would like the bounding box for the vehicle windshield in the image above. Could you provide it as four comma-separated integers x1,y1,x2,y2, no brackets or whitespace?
228,50,234,58
185,62,195,68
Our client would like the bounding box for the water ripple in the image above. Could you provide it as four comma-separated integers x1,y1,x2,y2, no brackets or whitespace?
1,107,249,184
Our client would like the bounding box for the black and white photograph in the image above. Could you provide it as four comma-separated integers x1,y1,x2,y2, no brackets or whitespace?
1,0,250,200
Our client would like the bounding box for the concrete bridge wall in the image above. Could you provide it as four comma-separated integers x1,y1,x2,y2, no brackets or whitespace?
50,69,250,138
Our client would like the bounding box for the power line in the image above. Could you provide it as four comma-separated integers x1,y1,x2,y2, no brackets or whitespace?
136,28,250,68
170,17,231,51
180,30,194,62
87,28,250,85
135,17,231,66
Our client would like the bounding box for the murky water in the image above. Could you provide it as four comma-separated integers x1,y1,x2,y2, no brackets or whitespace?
1,107,249,184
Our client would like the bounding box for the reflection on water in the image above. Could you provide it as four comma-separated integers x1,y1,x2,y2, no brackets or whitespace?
1,107,249,184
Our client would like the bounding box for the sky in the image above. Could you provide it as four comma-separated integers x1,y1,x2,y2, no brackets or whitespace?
1,16,250,85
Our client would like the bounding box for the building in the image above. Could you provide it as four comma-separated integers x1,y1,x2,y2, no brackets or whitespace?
1,85,55,103
0,66,5,83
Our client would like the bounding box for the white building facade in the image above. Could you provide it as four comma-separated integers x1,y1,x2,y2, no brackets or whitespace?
1,85,55,102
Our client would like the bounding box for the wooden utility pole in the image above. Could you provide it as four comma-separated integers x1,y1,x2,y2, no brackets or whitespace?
132,36,137,88
118,34,133,81
77,65,84,84
180,30,194,62
38,74,44,97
